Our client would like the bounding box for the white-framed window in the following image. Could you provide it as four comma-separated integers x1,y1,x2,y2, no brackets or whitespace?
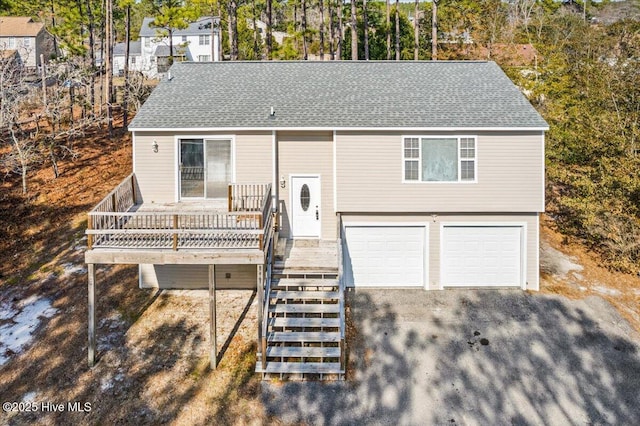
8,37,16,48
144,37,150,47
403,136,477,182
198,55,211,62
199,35,210,45
23,37,30,48
181,35,187,42
131,56,136,64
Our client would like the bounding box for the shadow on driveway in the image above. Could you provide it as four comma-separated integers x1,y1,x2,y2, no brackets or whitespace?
262,289,640,425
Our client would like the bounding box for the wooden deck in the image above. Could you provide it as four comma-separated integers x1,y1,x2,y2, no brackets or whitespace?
85,175,274,263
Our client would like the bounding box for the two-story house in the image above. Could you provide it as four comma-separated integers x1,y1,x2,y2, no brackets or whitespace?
138,17,219,77
0,16,52,69
85,61,548,378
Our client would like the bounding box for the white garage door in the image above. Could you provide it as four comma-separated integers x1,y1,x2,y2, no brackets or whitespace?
343,225,426,287
442,226,523,287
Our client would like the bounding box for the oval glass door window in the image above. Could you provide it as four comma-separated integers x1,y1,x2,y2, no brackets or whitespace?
300,184,310,211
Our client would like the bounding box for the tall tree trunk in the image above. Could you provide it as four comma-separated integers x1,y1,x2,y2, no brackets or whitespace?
267,0,273,59
351,0,357,60
123,4,130,128
337,0,343,59
395,0,400,60
302,0,308,60
105,0,113,136
319,0,325,60
50,0,59,57
363,0,369,60
414,0,419,60
169,29,174,65
86,0,95,115
252,0,259,58
386,0,391,59
431,0,437,60
230,0,239,60
329,0,335,60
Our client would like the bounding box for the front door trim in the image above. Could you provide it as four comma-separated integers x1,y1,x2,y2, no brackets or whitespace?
290,174,321,238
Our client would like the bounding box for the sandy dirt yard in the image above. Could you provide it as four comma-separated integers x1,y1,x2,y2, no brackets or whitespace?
1,129,639,424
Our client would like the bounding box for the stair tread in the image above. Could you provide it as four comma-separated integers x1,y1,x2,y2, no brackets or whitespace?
258,362,343,374
270,290,340,300
269,304,340,314
271,278,339,287
267,331,342,342
268,317,340,328
266,346,341,358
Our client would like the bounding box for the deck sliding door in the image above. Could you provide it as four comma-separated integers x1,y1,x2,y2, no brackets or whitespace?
180,139,231,199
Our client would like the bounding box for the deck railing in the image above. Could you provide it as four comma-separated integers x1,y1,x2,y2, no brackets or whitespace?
87,178,273,252
229,184,271,212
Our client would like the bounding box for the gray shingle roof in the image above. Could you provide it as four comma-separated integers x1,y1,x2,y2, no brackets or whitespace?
139,17,215,38
113,41,141,56
129,61,549,130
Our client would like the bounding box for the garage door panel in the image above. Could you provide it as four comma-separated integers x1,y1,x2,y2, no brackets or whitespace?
344,226,426,287
442,226,522,287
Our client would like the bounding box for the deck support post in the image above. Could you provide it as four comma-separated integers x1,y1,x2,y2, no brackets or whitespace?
257,263,265,368
88,263,96,368
209,264,217,369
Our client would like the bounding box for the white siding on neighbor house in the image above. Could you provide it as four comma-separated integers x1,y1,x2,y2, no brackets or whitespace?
277,131,336,240
340,213,539,291
139,264,257,289
336,131,544,213
133,131,273,205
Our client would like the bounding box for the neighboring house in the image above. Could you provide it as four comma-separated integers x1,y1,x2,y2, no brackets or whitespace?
112,41,143,75
249,19,288,45
138,17,219,77
85,61,548,377
0,16,52,69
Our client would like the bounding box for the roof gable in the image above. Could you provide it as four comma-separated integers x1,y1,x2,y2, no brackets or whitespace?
0,16,44,37
129,61,549,131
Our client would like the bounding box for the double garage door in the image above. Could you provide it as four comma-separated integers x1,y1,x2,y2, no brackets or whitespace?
343,224,524,288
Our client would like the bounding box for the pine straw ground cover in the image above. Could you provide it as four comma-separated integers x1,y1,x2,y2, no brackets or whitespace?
1,125,640,425
0,127,275,424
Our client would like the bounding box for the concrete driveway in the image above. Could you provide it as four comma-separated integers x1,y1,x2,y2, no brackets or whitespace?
262,289,640,425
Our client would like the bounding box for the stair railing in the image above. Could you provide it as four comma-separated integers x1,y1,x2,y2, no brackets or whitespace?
260,221,274,370
337,237,346,373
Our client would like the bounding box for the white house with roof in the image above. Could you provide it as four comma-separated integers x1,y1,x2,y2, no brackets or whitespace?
138,17,219,78
112,40,144,75
85,61,548,378
0,16,53,69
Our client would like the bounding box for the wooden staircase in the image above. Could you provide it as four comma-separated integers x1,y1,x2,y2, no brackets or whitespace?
256,240,345,380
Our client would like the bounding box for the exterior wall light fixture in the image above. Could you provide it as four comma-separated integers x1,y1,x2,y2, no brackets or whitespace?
152,140,159,153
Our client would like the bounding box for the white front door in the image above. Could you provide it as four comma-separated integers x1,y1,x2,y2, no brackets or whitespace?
291,175,321,238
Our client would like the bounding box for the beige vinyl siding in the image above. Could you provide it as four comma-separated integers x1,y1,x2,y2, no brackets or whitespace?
235,132,273,184
133,131,273,204
336,131,544,213
134,132,176,203
341,213,539,291
139,264,257,289
277,131,335,239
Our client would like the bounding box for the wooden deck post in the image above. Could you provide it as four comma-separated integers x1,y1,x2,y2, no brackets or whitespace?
131,175,137,205
209,264,217,369
88,263,96,367
228,185,233,212
87,215,93,250
172,214,178,250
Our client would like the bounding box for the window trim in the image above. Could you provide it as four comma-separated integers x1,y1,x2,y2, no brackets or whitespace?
401,135,478,184
199,34,210,46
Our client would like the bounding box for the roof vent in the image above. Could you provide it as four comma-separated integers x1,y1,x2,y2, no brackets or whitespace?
269,106,275,118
